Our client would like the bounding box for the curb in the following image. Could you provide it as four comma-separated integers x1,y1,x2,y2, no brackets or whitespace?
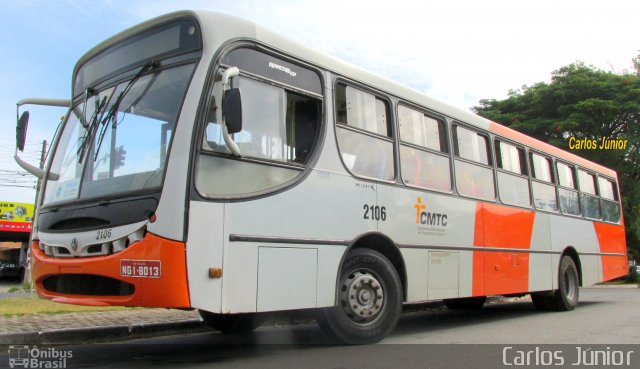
0,319,208,345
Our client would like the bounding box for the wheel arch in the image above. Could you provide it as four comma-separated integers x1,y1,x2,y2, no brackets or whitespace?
561,246,583,287
336,232,407,302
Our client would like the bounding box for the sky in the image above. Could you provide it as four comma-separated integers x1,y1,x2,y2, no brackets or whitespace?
0,0,638,203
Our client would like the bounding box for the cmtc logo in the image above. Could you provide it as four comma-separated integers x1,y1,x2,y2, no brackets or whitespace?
413,197,448,227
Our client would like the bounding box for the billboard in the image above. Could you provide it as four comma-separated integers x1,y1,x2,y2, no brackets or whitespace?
0,201,34,233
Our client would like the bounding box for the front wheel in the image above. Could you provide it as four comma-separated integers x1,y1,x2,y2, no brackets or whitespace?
531,255,579,311
316,248,403,344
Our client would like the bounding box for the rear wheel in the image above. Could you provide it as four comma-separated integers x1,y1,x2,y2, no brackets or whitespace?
317,248,402,344
531,255,579,311
443,296,486,310
199,311,264,334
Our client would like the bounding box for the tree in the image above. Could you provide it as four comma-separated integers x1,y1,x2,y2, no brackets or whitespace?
473,58,640,260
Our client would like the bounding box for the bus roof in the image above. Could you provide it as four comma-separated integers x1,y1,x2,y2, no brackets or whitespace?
75,10,617,179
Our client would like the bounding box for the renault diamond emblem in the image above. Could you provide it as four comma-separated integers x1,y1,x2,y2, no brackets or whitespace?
71,237,78,251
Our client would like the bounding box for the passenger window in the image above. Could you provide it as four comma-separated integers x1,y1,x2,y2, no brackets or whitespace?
398,105,447,152
577,169,600,219
578,170,597,195
556,162,576,189
495,141,530,207
335,83,394,181
495,141,527,175
558,188,581,216
598,177,620,222
598,177,618,201
453,126,491,165
532,181,558,211
453,125,494,200
197,62,322,197
530,153,553,183
556,162,580,215
203,76,320,164
336,84,390,137
530,153,557,211
398,105,451,192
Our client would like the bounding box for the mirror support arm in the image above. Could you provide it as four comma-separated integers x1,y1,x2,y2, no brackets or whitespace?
14,147,43,179
17,98,71,108
220,67,241,156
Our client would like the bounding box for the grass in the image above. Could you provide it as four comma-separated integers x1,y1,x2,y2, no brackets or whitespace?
0,295,134,317
7,282,30,293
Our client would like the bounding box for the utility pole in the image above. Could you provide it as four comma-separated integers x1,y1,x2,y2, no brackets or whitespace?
34,139,47,203
24,139,46,289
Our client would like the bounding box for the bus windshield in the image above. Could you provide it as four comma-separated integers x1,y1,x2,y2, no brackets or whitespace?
42,63,195,206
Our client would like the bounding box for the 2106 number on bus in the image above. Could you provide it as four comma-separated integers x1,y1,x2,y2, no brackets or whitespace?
120,260,161,278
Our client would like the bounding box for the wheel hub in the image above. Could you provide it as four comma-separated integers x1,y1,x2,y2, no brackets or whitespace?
340,270,385,324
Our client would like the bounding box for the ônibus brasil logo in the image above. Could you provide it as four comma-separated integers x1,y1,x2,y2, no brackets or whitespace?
413,197,448,227
8,345,72,368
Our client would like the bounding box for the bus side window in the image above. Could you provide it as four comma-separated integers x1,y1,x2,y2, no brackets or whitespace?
578,169,601,220
598,177,620,223
202,75,320,164
398,105,451,192
453,125,495,200
203,82,230,153
557,162,580,216
495,140,530,208
335,83,394,181
530,152,558,211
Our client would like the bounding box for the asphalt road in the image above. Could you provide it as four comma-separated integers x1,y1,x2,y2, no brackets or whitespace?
2,288,639,369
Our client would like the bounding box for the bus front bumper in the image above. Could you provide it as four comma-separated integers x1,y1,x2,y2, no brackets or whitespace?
31,233,191,308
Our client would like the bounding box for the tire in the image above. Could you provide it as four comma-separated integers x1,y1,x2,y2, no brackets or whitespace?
531,255,579,311
199,311,264,334
316,248,403,344
443,296,486,310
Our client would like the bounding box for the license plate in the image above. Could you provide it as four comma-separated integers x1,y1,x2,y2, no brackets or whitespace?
120,260,161,278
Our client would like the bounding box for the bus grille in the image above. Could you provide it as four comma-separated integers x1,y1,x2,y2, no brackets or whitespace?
42,274,135,296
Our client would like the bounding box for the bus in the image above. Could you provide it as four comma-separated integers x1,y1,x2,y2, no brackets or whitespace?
15,10,627,344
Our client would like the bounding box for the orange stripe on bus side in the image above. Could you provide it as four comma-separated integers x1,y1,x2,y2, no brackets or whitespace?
593,222,628,281
472,202,535,296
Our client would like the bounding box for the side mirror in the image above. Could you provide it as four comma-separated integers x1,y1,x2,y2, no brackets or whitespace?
16,111,29,152
222,88,242,134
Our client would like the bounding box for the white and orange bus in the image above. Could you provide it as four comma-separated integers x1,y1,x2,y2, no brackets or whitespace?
15,10,627,344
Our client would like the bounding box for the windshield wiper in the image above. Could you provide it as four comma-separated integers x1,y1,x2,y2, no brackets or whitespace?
77,93,109,163
93,61,159,162
75,61,158,164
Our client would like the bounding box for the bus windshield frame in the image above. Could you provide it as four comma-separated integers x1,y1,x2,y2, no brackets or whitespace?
42,18,202,208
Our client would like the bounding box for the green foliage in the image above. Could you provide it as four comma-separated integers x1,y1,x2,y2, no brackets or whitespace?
474,57,640,260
